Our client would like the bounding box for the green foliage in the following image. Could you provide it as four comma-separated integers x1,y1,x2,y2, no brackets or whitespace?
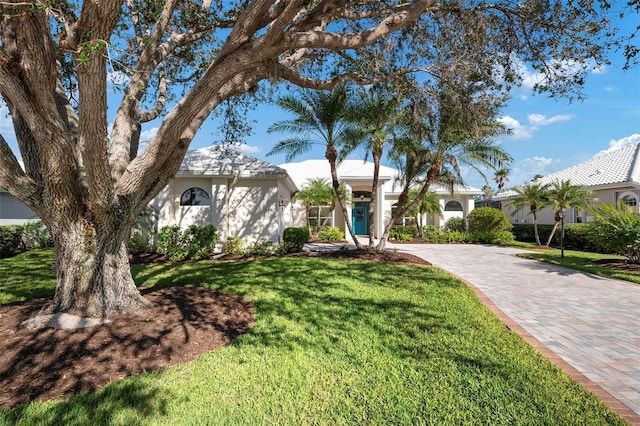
21,221,53,250
224,237,246,255
282,227,309,253
389,225,420,240
423,225,448,243
157,225,218,261
0,225,24,258
468,207,512,233
588,202,640,262
445,231,471,243
128,230,151,255
470,230,515,245
247,238,275,256
318,226,344,241
129,206,157,255
445,216,465,232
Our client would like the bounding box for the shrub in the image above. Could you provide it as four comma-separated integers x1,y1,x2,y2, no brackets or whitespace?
588,202,640,262
389,225,420,239
318,226,344,241
394,232,414,242
445,231,471,243
224,237,246,255
470,230,515,245
445,217,465,232
21,221,53,249
128,230,151,255
129,206,157,254
468,207,512,233
247,238,275,256
0,225,24,258
423,225,447,243
283,227,309,253
157,225,218,261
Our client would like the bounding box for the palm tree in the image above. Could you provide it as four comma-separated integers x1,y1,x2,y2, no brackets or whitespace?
544,180,594,246
343,85,406,248
493,168,510,193
510,182,551,246
377,82,512,250
481,184,494,198
294,178,334,235
407,188,443,237
267,87,364,249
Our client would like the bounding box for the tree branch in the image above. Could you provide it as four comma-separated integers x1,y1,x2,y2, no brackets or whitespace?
0,134,42,210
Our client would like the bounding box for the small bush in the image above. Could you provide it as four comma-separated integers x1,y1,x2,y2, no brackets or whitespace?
389,225,421,239
318,226,344,241
445,231,471,243
0,225,24,258
157,225,218,261
470,230,515,245
445,217,465,232
468,207,512,233
423,225,447,243
588,202,640,262
247,238,275,256
128,230,151,255
283,227,309,253
21,221,53,249
224,237,246,255
394,232,414,242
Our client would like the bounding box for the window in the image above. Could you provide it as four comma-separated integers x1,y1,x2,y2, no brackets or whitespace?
180,187,211,206
308,205,333,228
391,204,416,226
622,195,638,207
444,201,463,211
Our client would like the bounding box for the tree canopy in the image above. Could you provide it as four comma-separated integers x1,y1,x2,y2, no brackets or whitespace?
0,0,633,317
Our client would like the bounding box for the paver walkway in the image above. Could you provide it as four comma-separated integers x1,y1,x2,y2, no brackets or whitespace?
390,243,640,422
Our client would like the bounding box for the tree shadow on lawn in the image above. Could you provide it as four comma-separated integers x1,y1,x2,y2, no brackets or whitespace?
0,286,254,412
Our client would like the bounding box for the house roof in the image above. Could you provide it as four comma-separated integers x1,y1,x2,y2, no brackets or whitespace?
178,146,298,193
180,146,287,176
280,159,482,195
494,142,640,200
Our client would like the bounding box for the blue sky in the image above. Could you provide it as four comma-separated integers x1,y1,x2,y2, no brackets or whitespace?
1,15,638,193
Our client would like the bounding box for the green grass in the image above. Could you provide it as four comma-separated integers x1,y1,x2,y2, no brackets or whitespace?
0,250,626,425
517,247,640,284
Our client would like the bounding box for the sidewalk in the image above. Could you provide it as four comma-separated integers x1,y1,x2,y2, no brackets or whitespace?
390,243,640,424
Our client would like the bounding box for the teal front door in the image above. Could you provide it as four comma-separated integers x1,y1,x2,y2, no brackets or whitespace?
352,204,369,235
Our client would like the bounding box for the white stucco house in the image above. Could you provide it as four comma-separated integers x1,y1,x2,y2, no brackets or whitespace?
281,159,482,238
1,147,483,243
493,142,640,224
152,147,298,244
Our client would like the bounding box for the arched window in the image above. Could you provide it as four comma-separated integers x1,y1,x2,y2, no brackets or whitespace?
180,187,211,206
444,201,463,212
622,195,638,208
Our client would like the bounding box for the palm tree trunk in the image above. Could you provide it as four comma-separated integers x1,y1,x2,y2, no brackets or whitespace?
368,145,382,248
326,145,362,249
533,217,542,246
545,221,560,246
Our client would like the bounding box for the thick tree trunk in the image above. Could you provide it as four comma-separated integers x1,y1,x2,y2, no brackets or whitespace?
45,218,150,318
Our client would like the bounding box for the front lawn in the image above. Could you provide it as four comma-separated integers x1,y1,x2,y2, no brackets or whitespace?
517,247,640,284
0,250,625,425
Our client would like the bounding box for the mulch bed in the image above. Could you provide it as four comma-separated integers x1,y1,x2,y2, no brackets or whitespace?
591,258,640,274
0,248,428,409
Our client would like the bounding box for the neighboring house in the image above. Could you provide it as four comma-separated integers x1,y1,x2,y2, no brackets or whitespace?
0,187,37,226
152,147,298,245
281,159,482,238
494,142,640,224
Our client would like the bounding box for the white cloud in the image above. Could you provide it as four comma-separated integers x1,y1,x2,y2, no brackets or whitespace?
527,113,573,126
510,156,561,186
596,133,640,156
499,113,574,141
235,144,261,154
139,126,159,143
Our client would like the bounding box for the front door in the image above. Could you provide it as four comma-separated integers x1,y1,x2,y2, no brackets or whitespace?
352,204,369,235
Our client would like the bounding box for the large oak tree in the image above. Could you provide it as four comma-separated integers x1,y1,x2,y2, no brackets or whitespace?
0,0,627,317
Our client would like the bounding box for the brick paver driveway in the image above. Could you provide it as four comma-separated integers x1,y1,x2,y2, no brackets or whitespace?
391,243,640,419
